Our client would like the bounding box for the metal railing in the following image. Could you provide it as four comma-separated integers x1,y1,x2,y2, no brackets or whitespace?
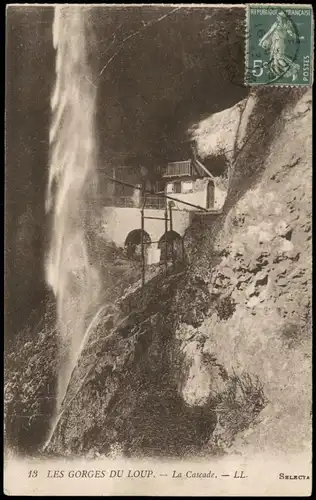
103,195,166,210
145,196,166,210
103,196,136,208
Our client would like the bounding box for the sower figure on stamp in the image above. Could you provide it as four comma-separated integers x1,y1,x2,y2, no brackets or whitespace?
259,10,303,82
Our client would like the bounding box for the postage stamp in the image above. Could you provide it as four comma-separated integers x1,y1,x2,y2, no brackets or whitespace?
245,4,314,86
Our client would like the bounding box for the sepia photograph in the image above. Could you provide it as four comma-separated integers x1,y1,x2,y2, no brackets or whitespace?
4,3,312,496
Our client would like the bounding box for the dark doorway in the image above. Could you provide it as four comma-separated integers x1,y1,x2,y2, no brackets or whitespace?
125,229,151,260
206,180,215,209
158,231,183,264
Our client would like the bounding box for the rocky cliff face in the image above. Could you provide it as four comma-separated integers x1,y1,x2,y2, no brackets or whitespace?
6,87,311,460
182,88,312,456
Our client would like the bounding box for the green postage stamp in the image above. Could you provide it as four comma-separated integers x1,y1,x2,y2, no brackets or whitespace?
245,4,314,86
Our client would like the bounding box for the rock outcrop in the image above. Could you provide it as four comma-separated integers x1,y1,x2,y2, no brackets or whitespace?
46,269,219,458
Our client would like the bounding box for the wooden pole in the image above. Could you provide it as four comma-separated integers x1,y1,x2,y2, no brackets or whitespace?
141,207,145,287
169,202,175,271
164,204,168,275
141,194,146,287
182,238,185,263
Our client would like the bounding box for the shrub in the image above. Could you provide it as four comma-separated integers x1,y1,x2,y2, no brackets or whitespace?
209,370,267,452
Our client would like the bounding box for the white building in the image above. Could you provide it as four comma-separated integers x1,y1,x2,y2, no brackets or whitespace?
161,158,226,211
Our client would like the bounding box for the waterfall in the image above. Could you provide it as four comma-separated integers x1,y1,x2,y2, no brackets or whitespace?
44,5,101,437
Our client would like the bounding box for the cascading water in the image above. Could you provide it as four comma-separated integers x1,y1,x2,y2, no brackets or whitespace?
44,5,101,447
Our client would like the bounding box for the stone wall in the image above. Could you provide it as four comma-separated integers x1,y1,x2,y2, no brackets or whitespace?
101,206,192,247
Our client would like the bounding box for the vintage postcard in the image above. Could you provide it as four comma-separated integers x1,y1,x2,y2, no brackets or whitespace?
4,3,313,496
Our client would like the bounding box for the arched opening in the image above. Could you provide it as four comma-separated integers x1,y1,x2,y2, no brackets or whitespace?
158,230,183,264
125,229,151,260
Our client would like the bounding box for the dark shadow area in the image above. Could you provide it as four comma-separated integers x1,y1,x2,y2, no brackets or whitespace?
5,6,55,344
125,229,151,259
94,6,248,168
158,230,183,263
